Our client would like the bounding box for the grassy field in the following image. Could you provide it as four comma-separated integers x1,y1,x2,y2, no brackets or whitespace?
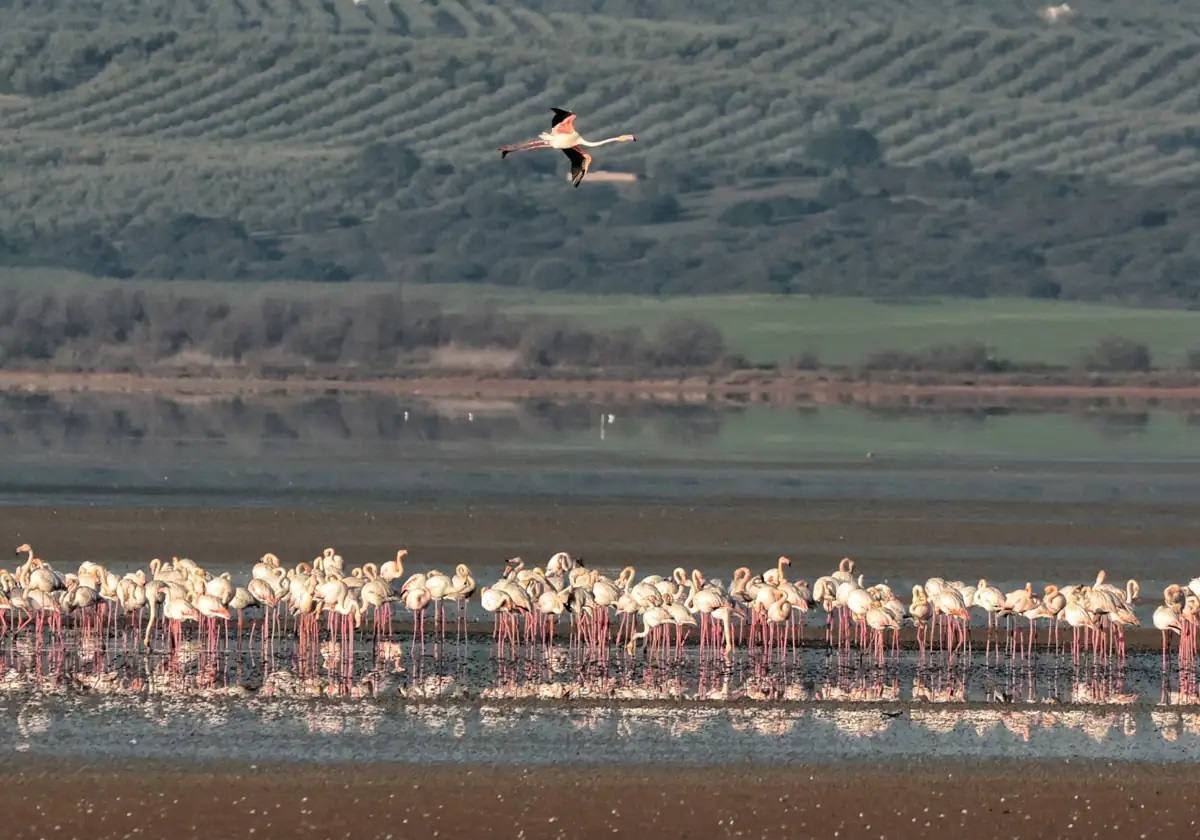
411,284,1200,366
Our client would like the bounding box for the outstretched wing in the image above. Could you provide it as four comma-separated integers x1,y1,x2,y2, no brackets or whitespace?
562,146,591,188
550,107,577,135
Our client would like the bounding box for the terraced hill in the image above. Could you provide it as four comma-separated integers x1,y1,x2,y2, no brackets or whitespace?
2,0,1200,301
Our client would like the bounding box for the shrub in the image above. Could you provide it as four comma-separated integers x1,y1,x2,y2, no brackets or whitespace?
1185,343,1200,371
517,322,646,370
786,349,821,370
862,341,1002,373
919,341,997,373
862,348,921,371
1080,336,1152,372
718,200,773,228
805,127,882,169
652,317,726,367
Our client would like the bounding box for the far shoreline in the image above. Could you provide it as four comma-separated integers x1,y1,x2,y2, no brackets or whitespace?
1,367,1200,409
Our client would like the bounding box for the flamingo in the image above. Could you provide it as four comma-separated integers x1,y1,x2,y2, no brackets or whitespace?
1062,591,1099,664
1039,3,1075,23
143,585,199,648
446,564,476,638
1155,585,1185,667
625,605,670,657
932,587,970,654
1155,602,1183,666
380,550,407,584
252,553,281,581
360,577,393,638
710,604,737,657
865,605,899,661
498,108,637,187
480,585,517,653
663,594,697,656
909,585,932,654
403,584,432,646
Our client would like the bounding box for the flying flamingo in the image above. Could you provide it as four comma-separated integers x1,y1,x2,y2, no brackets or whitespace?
498,108,637,187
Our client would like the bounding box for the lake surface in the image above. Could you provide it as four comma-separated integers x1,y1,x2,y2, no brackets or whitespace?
1,390,1198,507
3,387,1200,771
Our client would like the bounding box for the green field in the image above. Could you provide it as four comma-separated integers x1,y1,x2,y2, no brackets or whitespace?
411,284,1200,366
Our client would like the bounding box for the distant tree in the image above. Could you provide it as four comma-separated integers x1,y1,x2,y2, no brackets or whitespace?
1027,276,1062,299
718,200,773,227
805,127,882,169
816,176,859,206
862,342,1003,373
786,349,821,370
122,214,272,280
919,341,999,373
1185,344,1200,371
354,141,421,195
527,258,577,291
862,348,921,371
1081,336,1152,372
653,317,726,367
945,154,974,179
622,195,682,225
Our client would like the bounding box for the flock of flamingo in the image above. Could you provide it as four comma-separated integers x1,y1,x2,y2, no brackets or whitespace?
0,543,1196,671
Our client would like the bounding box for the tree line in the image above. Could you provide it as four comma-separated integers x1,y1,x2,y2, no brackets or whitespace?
0,281,1192,377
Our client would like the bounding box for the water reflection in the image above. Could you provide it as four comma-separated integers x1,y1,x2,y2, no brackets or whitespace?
1,391,1198,459
0,391,1199,505
3,628,1200,711
8,639,1200,765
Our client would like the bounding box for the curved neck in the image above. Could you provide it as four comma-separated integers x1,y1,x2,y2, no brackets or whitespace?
577,136,622,148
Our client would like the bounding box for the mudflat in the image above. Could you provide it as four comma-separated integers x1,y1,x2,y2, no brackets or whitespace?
3,757,1196,840
2,498,1197,585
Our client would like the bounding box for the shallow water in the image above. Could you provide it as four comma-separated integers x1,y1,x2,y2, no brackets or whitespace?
6,632,1200,765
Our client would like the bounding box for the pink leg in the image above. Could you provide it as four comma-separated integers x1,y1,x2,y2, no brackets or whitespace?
499,139,550,157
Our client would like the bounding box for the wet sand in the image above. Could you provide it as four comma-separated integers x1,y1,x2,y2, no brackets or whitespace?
3,757,1197,840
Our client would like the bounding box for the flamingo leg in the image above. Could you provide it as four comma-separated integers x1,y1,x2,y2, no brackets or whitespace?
499,139,550,157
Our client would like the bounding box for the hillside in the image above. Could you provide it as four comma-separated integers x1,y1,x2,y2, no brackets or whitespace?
2,0,1200,302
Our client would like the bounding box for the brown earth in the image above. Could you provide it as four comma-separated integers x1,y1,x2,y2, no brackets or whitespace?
2,499,1198,582
3,757,1197,840
2,368,1200,409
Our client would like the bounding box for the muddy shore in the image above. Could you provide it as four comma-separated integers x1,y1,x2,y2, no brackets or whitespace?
3,498,1198,588
2,369,1200,409
3,757,1196,840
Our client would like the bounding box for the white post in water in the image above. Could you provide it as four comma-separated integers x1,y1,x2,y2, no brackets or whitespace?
600,412,615,441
